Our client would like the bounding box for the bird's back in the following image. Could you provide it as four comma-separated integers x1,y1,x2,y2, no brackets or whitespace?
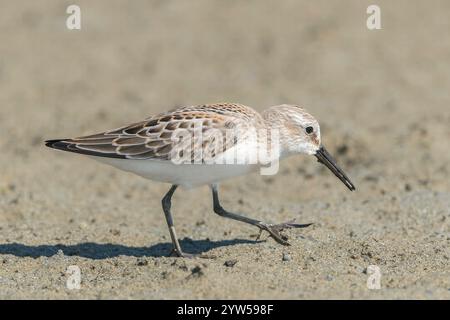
46,103,264,161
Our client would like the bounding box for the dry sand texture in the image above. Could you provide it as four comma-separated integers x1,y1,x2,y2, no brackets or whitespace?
0,0,449,299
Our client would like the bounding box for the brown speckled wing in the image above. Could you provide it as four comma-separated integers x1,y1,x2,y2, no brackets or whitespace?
45,103,261,161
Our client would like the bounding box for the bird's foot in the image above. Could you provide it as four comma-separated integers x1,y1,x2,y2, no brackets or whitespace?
256,219,313,246
169,248,216,259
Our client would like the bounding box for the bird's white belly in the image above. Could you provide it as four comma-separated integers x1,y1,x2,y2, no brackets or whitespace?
90,156,259,188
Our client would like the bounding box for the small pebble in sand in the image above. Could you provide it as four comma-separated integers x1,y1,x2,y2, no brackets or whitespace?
136,258,148,266
224,259,238,267
189,266,204,278
110,229,121,236
282,253,291,261
79,222,88,229
195,220,205,226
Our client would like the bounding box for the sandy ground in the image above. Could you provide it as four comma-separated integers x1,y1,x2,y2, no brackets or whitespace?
0,0,449,299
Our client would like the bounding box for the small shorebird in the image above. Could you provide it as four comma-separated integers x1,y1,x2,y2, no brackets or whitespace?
46,103,355,257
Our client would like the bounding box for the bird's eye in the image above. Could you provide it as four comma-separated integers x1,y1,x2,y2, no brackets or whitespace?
305,126,314,134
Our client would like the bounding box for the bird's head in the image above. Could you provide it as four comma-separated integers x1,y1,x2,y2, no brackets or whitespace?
263,104,355,191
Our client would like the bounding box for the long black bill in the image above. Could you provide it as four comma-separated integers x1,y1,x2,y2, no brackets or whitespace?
315,145,355,191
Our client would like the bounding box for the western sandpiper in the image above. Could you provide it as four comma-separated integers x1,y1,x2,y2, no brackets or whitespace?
46,103,355,257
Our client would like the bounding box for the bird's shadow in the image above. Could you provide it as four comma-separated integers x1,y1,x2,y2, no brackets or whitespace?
0,238,260,259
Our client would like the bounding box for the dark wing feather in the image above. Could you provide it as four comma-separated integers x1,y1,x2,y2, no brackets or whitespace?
45,103,258,161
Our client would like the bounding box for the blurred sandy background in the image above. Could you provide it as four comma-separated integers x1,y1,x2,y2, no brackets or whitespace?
0,0,449,299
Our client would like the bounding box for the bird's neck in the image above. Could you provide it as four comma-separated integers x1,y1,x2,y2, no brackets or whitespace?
259,112,292,161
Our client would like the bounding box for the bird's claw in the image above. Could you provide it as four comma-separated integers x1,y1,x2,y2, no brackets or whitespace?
256,219,313,246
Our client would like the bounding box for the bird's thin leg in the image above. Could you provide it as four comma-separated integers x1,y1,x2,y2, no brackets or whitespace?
161,185,214,258
211,184,312,246
161,185,185,256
